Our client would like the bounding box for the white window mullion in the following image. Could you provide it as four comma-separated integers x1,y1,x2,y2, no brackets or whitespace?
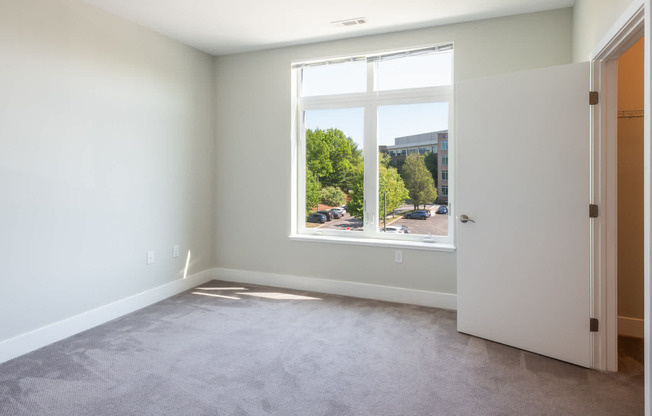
363,103,379,235
296,107,307,233
362,60,378,235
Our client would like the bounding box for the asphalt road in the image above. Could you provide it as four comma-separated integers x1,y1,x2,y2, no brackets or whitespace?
388,211,449,236
313,204,450,236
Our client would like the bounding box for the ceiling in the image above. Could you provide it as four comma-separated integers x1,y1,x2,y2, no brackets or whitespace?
82,0,576,56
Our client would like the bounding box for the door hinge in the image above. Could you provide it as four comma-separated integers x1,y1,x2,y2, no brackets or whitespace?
589,204,598,218
590,318,599,332
589,91,599,105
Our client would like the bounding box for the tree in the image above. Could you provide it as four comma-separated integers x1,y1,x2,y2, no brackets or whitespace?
326,129,362,188
306,129,332,181
305,168,321,215
401,153,438,210
320,186,347,206
345,165,364,219
424,151,438,187
348,154,409,221
379,154,409,219
305,128,362,190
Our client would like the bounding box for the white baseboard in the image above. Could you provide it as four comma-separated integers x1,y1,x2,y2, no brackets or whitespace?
214,268,457,310
0,269,215,365
618,315,644,338
0,268,457,365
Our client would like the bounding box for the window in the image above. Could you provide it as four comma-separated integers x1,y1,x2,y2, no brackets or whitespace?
441,140,448,151
442,186,448,196
292,44,453,247
442,155,448,166
442,170,448,180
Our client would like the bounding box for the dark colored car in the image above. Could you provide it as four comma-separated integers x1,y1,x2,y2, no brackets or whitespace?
436,206,448,215
404,210,429,220
307,213,327,223
316,210,333,221
329,208,344,219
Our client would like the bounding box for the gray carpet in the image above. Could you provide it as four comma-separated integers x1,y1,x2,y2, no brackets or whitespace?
0,280,644,415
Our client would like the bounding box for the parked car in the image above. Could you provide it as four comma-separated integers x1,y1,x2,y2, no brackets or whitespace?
404,210,429,220
329,209,344,220
436,206,448,215
330,207,346,217
316,210,333,221
307,213,327,223
379,225,409,233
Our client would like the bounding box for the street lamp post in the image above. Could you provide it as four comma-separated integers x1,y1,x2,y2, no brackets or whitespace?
383,192,387,232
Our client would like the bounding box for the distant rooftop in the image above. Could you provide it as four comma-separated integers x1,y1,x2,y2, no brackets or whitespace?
387,130,448,149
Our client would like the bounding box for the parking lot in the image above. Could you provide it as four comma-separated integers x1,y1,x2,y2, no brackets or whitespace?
308,204,449,236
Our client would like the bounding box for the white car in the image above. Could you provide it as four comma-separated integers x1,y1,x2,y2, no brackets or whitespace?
379,225,409,233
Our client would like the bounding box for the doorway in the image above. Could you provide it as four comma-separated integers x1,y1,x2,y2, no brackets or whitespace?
616,37,645,375
591,4,644,373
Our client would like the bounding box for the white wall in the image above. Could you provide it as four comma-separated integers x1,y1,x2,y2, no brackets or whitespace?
213,9,573,297
573,0,643,61
0,0,215,344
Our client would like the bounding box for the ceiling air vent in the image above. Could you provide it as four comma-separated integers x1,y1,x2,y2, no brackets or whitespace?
331,17,367,27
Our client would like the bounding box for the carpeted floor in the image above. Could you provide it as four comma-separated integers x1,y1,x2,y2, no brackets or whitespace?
0,280,644,415
619,335,644,377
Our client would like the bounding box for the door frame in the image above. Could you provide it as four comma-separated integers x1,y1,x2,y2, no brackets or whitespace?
590,0,645,374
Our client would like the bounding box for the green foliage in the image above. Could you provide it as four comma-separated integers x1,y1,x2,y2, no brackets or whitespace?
346,167,365,219
320,186,347,206
306,130,332,180
379,155,409,219
348,154,409,221
305,168,321,215
401,153,438,210
305,128,362,190
424,151,438,187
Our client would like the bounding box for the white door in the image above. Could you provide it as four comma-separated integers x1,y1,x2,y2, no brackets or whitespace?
456,62,592,367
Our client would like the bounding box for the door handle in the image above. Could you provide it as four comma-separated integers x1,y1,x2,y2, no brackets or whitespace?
459,214,475,223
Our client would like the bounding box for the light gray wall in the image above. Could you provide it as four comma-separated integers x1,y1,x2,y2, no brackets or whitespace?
0,0,216,343
213,9,573,295
572,0,641,61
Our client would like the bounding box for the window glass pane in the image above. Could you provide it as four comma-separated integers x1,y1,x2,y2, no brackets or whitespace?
378,103,449,237
301,61,366,97
377,51,452,91
304,108,364,231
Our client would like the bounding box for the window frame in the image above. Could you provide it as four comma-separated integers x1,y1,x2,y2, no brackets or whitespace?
290,44,455,250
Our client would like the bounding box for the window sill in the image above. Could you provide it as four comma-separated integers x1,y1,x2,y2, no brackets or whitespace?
289,233,456,252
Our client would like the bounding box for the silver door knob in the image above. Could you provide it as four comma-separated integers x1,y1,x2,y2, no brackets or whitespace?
459,214,475,223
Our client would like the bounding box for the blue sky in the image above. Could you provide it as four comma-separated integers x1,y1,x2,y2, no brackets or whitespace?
305,102,448,148
302,51,451,147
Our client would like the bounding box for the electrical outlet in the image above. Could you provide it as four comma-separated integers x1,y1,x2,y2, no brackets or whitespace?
395,250,403,263
173,245,180,257
147,250,155,265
